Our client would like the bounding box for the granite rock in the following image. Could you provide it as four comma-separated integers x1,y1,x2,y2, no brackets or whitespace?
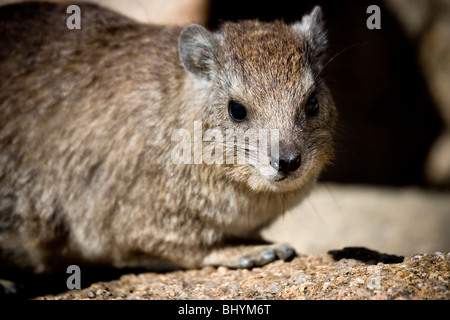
35,251,449,300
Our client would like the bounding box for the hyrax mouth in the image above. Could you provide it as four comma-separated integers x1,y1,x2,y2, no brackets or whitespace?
271,172,288,182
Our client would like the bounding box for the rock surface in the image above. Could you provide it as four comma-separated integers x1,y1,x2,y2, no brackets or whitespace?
35,251,449,300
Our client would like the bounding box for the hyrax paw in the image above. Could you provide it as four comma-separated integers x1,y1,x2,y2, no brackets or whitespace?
202,243,297,269
238,244,296,269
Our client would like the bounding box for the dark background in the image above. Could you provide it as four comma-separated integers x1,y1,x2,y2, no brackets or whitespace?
207,0,443,187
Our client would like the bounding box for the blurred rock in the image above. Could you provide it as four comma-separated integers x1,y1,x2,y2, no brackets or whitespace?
385,0,450,186
0,0,209,25
88,0,209,25
420,16,450,186
426,130,450,186
384,0,431,38
263,183,450,256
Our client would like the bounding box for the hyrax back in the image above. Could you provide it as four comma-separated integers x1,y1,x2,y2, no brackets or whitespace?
0,2,336,273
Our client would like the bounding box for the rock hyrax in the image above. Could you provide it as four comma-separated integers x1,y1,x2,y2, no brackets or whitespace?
0,2,337,273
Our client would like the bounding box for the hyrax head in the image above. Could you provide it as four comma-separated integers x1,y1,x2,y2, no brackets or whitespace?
178,7,337,192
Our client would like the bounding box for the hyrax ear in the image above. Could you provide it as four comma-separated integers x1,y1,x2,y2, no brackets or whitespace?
291,6,327,64
179,24,220,80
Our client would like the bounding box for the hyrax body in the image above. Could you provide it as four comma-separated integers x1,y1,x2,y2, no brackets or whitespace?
0,2,337,273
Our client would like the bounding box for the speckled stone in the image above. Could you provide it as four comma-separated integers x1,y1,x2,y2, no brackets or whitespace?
35,251,449,300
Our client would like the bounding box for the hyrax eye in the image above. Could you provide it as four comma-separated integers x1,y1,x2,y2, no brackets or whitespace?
305,94,319,117
228,100,247,122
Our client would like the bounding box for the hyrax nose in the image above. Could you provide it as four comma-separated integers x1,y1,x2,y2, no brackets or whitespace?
270,153,302,175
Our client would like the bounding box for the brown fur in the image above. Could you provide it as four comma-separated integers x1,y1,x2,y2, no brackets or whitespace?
0,2,337,273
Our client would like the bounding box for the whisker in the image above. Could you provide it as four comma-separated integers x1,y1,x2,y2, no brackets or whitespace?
315,42,367,80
